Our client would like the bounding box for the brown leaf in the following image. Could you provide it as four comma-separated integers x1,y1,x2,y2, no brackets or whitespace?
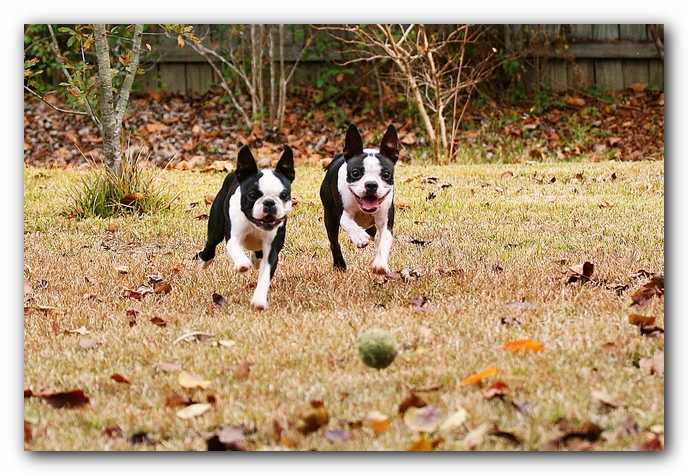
212,292,228,307
120,192,144,206
296,400,329,434
24,420,32,443
173,331,213,344
165,390,191,408
487,423,521,443
635,433,663,451
122,286,153,300
398,393,427,415
154,283,171,295
233,360,253,381
628,314,656,327
126,309,138,327
143,317,166,329
40,389,90,409
484,380,510,399
500,171,514,181
565,261,594,283
110,373,130,384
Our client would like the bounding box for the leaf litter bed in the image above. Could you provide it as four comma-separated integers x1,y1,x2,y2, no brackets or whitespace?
24,155,664,451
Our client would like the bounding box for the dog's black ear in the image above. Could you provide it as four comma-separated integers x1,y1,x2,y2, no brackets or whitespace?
275,145,295,182
343,123,363,159
235,145,259,182
380,124,399,163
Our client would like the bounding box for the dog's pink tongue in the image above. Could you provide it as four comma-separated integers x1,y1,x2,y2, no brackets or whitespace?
361,196,381,211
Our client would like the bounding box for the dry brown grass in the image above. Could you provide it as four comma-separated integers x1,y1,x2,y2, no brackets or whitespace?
23,159,664,451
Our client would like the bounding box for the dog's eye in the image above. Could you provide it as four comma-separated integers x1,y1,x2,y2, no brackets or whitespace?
279,190,289,201
349,169,362,180
382,170,391,180
247,191,260,201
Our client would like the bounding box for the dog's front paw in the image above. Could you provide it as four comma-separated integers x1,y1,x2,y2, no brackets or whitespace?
250,297,267,311
371,263,389,275
350,231,371,249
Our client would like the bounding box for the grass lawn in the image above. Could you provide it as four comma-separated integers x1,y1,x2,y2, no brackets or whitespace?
23,159,664,451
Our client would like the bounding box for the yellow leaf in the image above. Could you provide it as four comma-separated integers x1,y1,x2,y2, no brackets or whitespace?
176,403,211,419
407,433,434,451
503,339,543,353
459,366,498,386
362,410,390,436
177,371,211,389
177,35,185,47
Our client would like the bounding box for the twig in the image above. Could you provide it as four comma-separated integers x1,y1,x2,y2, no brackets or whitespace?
23,86,91,116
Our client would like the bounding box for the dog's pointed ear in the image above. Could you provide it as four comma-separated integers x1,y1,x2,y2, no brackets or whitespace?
380,124,399,163
275,145,295,182
343,123,363,159
235,145,259,182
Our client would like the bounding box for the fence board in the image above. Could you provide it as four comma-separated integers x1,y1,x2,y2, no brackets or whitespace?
134,24,663,94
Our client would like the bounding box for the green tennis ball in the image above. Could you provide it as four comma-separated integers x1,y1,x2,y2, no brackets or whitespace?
357,329,399,369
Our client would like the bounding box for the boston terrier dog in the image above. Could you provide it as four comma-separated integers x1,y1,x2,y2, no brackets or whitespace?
319,124,399,275
196,144,295,310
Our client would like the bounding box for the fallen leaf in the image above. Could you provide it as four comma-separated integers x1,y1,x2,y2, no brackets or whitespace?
110,373,130,384
635,433,663,451
639,351,664,375
324,429,352,444
407,433,434,451
173,331,213,344
177,403,212,419
154,283,172,295
437,408,468,435
120,192,144,206
40,389,90,409
398,393,427,415
296,400,329,434
233,360,253,381
212,292,228,307
115,265,130,274
153,361,181,372
500,171,514,180
628,314,656,327
565,261,594,283
165,390,191,408
591,389,624,408
178,371,212,389
150,317,167,327
459,366,498,386
403,405,443,433
488,423,521,443
462,423,490,450
122,286,153,300
484,380,510,399
503,339,543,353
65,326,89,335
362,410,390,436
218,426,246,446
79,338,97,349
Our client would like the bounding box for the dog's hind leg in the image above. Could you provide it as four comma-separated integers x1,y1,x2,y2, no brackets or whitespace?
197,177,232,269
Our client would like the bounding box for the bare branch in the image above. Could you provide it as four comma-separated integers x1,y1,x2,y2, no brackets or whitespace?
23,86,91,116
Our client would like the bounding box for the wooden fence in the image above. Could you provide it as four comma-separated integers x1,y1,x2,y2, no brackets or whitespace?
134,24,664,95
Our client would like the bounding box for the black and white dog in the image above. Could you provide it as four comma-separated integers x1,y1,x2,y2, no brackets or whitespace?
196,145,295,310
319,124,399,275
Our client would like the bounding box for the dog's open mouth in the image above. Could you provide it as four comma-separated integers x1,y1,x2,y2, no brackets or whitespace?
249,215,284,230
354,192,389,213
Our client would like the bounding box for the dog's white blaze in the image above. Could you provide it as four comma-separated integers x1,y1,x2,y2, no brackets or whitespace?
252,170,291,220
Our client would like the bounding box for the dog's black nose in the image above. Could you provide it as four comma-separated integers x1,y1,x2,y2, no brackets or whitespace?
263,199,276,213
364,181,378,194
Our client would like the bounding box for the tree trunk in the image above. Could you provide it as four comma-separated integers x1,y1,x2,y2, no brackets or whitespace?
93,24,122,176
93,24,144,177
